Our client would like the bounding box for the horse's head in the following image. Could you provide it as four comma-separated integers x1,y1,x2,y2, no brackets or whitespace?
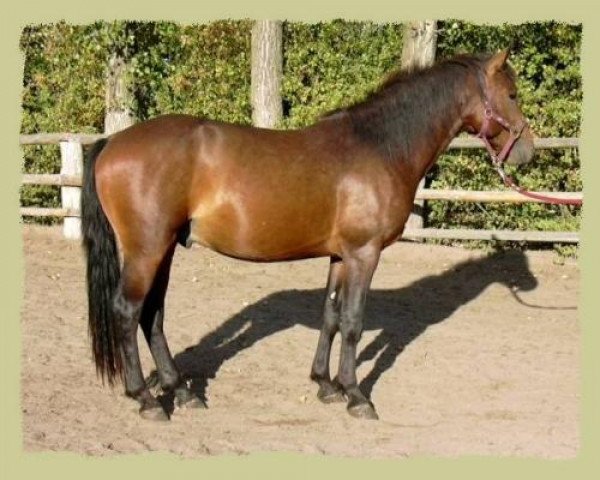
493,250,538,294
465,49,535,166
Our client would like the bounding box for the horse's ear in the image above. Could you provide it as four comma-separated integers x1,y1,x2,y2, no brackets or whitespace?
486,49,510,74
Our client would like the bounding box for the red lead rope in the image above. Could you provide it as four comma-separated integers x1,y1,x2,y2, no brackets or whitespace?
493,163,583,206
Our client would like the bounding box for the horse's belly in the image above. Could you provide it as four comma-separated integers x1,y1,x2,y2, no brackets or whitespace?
188,201,333,262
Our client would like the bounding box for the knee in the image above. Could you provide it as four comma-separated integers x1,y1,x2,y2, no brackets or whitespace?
113,288,143,336
340,314,362,343
323,305,341,330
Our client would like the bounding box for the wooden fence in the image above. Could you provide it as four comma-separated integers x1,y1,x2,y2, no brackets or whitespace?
19,133,582,243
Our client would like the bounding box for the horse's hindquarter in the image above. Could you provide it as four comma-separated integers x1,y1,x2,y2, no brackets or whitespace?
188,122,343,261
95,115,203,258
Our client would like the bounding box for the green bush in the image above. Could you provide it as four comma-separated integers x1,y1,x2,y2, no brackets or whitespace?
281,20,403,127
20,22,115,215
132,21,252,123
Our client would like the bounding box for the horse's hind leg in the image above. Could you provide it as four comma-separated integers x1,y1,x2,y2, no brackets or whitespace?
140,243,205,410
310,257,346,403
114,253,171,421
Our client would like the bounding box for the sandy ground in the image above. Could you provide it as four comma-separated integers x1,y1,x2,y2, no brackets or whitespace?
21,225,580,458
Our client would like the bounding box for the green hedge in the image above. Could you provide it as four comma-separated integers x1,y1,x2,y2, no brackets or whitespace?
132,21,252,122
20,20,581,243
281,20,403,127
20,22,113,215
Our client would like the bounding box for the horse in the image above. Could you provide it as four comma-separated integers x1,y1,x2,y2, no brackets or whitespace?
81,49,535,421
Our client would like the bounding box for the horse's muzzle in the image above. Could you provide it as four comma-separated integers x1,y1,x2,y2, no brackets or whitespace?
504,134,535,166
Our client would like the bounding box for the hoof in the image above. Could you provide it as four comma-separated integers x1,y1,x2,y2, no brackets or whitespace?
139,405,170,421
316,380,346,404
347,402,379,420
176,395,207,410
174,385,207,410
317,388,346,404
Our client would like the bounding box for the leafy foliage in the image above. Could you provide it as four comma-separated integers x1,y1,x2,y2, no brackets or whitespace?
281,20,403,127
20,22,118,216
130,21,252,123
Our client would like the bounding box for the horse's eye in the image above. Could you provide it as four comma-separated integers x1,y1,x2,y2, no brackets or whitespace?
509,92,518,100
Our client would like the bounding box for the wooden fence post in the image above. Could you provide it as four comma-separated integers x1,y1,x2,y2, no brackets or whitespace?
59,141,83,240
105,53,135,134
401,20,438,233
251,20,283,128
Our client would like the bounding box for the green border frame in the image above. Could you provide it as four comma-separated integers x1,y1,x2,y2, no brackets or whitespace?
1,1,598,479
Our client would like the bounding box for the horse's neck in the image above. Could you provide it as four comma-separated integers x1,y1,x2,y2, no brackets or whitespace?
404,76,477,182
347,72,473,184
408,102,466,182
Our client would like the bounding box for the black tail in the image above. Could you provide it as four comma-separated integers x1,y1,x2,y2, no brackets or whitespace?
81,138,123,385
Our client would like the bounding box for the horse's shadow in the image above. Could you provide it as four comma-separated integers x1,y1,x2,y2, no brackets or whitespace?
161,249,538,406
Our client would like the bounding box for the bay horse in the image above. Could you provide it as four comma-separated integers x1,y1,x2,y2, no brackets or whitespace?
81,49,534,421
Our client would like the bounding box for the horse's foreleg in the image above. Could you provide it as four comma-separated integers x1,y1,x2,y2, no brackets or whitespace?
310,257,346,403
337,245,380,420
140,244,205,410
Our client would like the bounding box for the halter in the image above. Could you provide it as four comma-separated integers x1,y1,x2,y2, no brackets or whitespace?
476,95,582,207
477,99,526,165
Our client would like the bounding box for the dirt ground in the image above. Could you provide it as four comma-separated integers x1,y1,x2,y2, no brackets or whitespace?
20,224,580,458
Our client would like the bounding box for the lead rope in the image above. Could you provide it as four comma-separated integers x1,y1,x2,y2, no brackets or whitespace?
493,162,583,206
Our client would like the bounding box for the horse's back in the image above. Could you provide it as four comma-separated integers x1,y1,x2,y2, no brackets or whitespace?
185,120,346,260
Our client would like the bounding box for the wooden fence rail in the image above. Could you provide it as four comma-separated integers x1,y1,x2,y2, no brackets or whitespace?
19,134,582,243
20,133,105,145
19,133,579,149
22,174,82,187
403,228,579,243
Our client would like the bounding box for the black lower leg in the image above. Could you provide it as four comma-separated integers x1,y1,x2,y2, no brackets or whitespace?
339,325,375,418
140,246,204,409
141,306,204,409
337,247,380,420
114,288,168,420
310,259,345,403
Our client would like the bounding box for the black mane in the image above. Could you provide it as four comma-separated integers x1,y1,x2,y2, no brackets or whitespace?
323,53,511,162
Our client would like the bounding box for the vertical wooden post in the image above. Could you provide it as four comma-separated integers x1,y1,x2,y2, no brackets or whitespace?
105,53,134,134
401,20,438,70
251,20,283,128
60,141,83,240
402,20,438,233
